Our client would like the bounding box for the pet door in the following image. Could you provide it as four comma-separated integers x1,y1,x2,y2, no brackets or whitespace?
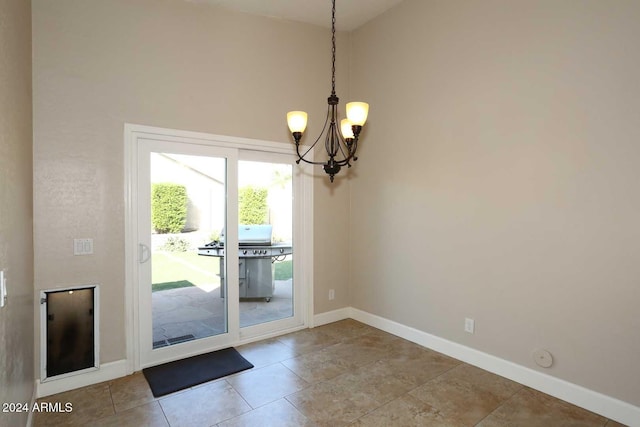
41,285,99,380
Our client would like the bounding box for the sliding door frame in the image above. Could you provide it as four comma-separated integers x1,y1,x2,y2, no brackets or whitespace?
124,123,314,372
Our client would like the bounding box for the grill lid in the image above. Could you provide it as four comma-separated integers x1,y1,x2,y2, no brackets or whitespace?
220,224,273,246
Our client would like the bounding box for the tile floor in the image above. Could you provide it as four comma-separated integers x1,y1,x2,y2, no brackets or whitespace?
33,320,627,427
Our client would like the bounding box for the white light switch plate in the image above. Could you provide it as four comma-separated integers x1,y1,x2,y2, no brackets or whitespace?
0,270,6,308
74,238,94,255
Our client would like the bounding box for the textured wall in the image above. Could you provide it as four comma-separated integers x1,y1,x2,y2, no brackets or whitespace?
0,0,34,425
32,0,351,373
349,0,640,407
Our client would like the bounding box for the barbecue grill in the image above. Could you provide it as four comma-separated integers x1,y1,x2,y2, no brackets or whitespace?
198,225,292,301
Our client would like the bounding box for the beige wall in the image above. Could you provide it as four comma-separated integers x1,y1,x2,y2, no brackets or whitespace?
32,0,351,372
0,0,34,424
34,0,640,411
349,0,640,406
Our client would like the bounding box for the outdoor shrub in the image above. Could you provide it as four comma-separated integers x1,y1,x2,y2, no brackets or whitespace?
209,230,221,242
152,183,187,233
239,186,268,225
160,236,190,252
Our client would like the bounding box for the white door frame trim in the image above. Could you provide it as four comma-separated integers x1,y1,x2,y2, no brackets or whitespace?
124,123,314,373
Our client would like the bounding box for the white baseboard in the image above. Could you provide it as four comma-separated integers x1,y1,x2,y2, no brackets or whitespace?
312,307,350,327
36,359,129,398
26,385,37,427
349,307,640,427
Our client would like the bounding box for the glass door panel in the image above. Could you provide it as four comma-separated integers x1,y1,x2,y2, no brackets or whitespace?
138,137,239,368
150,153,228,347
237,160,294,328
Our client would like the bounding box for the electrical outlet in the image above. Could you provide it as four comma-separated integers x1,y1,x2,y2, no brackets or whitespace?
464,317,475,334
328,289,335,300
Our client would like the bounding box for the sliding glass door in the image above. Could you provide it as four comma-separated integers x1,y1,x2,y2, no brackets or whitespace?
134,133,306,369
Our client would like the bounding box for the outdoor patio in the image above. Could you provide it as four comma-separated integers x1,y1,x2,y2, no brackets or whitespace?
151,279,293,348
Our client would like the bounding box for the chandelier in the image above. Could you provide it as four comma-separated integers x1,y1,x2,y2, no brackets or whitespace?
286,0,369,182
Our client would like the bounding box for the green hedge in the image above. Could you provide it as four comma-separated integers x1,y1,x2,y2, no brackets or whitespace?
239,186,268,225
152,183,187,234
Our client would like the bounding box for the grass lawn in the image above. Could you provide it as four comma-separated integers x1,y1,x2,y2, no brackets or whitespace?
274,259,292,280
152,251,219,292
152,279,196,292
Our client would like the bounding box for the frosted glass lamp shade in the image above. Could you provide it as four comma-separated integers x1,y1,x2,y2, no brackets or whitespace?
346,102,369,126
287,111,308,133
340,119,354,139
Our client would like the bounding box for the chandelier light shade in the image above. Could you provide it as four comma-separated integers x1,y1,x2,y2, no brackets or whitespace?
340,119,354,139
286,0,369,182
346,102,369,125
286,111,308,134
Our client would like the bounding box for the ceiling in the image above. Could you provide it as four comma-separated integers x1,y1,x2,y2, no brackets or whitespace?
188,0,405,31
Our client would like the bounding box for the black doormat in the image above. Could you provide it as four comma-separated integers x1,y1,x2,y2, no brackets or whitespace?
142,347,253,397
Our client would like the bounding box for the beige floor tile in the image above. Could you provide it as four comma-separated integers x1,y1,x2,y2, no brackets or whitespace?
349,394,465,427
477,387,608,427
236,337,299,368
409,364,522,425
373,346,461,387
91,401,169,427
327,362,421,406
218,398,316,427
319,333,401,368
315,319,377,341
276,327,343,354
159,380,251,427
362,326,407,342
33,383,114,426
445,364,523,397
281,326,400,384
286,380,380,426
109,372,156,413
605,420,630,427
384,336,452,359
281,345,354,384
226,363,309,408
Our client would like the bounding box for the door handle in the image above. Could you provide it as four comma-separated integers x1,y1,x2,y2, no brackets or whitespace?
139,243,151,264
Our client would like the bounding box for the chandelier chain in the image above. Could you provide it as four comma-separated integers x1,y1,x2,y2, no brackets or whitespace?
331,0,336,95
